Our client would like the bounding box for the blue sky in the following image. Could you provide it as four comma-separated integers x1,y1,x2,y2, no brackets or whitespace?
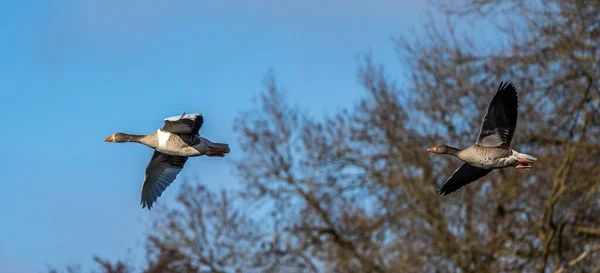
0,1,429,272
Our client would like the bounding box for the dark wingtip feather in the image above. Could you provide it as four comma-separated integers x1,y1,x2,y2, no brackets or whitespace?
436,188,452,196
497,81,518,98
141,199,153,210
496,81,519,126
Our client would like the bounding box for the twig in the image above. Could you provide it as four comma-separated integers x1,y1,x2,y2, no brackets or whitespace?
553,244,600,273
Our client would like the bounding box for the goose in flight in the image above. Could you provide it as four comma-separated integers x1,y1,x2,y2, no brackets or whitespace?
104,113,230,209
427,82,537,195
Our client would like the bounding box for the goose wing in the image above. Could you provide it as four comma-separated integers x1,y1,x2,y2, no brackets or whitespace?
437,163,493,195
141,151,188,210
476,82,518,148
161,113,203,135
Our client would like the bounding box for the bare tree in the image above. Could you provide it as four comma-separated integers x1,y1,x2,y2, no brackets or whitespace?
231,0,600,272
49,0,600,272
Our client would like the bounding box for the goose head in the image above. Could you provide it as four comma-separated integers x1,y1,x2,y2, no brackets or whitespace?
104,133,129,142
427,144,452,154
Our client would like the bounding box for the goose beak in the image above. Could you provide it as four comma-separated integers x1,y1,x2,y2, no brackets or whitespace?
104,135,114,142
427,146,435,152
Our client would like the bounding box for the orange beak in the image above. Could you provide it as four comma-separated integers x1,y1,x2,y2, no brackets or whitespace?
427,146,436,152
104,135,114,142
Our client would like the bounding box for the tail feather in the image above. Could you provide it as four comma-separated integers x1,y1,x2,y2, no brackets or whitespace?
216,143,230,154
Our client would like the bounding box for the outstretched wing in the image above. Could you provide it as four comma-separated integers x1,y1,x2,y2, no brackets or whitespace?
437,163,493,195
141,151,188,210
161,113,203,135
476,82,519,148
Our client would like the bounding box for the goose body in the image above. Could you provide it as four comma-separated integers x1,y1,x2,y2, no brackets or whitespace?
152,129,218,157
455,145,514,169
104,113,230,210
427,82,537,195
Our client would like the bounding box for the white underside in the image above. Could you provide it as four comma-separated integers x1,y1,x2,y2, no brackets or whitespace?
512,150,538,161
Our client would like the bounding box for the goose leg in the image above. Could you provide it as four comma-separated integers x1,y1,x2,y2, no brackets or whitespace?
207,147,227,157
205,143,230,157
515,164,532,171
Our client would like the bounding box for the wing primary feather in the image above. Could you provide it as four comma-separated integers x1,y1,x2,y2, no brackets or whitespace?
475,81,519,148
437,163,493,195
141,151,188,210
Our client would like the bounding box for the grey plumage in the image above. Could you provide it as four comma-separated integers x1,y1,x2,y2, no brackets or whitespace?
455,145,513,169
104,113,230,210
428,82,537,195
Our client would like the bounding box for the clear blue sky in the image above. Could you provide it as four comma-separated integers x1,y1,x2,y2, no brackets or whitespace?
0,1,429,272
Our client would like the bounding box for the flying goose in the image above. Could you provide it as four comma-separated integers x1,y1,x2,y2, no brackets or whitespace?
104,113,230,209
427,82,537,195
